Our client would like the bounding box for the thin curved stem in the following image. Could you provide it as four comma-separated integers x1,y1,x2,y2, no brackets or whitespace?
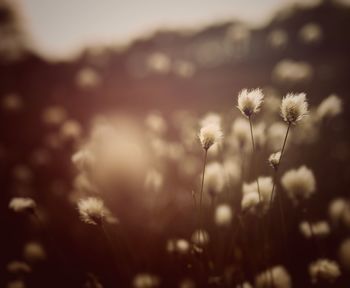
248,116,261,202
198,149,208,237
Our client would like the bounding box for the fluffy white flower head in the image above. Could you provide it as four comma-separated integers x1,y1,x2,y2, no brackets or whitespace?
215,204,233,226
255,265,292,288
77,197,106,225
198,124,223,150
9,197,36,213
269,151,281,170
309,259,341,283
237,88,264,118
281,93,308,124
281,166,316,204
299,221,330,239
316,94,342,120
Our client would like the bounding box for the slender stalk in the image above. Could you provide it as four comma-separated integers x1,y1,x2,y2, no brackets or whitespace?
198,149,208,237
248,116,261,202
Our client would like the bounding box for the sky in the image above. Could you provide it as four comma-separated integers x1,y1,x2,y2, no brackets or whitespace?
16,0,316,59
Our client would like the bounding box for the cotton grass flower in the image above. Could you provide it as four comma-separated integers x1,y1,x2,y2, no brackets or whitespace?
204,162,225,197
215,204,233,226
241,192,260,212
133,273,160,288
268,151,281,170
339,238,350,271
166,239,190,255
237,88,264,118
328,198,350,227
242,177,273,211
281,93,308,125
198,124,223,151
23,242,46,263
231,118,251,150
299,221,330,239
9,197,36,213
309,259,341,283
281,166,316,204
77,197,106,225
255,265,291,288
316,94,342,120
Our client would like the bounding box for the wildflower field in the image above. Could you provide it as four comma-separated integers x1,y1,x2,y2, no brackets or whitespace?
1,0,350,287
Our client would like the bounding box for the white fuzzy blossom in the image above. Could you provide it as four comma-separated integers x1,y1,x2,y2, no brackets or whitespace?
339,238,350,271
281,166,316,204
316,94,342,121
231,118,251,150
255,265,292,288
77,197,106,225
215,204,233,226
268,151,281,170
204,162,226,197
9,197,36,213
328,198,350,227
198,124,223,150
133,273,160,288
299,221,330,239
223,159,241,186
237,88,264,118
281,93,308,124
242,177,273,212
309,259,341,283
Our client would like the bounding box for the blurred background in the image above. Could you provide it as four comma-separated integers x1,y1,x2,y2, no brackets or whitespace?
1,0,350,287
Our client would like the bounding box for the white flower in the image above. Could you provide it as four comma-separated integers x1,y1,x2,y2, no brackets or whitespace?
231,118,251,150
242,177,273,212
328,198,350,227
267,122,289,151
198,124,223,150
191,229,210,246
9,197,36,213
269,151,281,170
268,29,288,49
200,113,222,127
176,239,190,255
309,259,341,283
281,93,308,124
273,59,313,84
339,238,350,271
281,166,316,204
237,88,264,118
316,94,342,120
223,159,241,186
241,192,260,212
77,197,106,225
204,162,226,197
299,23,322,44
299,221,330,238
255,265,292,288
23,242,46,263
215,204,233,226
133,273,160,288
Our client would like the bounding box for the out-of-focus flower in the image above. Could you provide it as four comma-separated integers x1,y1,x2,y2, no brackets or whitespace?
7,261,31,274
223,159,241,186
77,197,106,225
231,118,251,150
191,229,210,246
255,265,291,288
146,112,167,135
144,169,163,192
23,242,46,263
241,192,260,212
1,93,23,111
267,122,289,151
215,204,233,226
328,198,350,227
173,60,196,78
146,52,171,74
254,122,267,149
309,259,341,283
299,23,323,44
281,93,308,124
268,29,288,49
339,238,350,271
9,197,36,213
316,94,342,121
179,279,196,288
268,151,281,170
243,177,273,212
273,59,313,84
198,124,223,151
299,221,330,238
281,166,316,204
76,67,101,89
133,273,160,288
60,119,82,141
42,106,67,126
204,162,225,197
237,88,264,118
6,280,26,288
200,113,222,128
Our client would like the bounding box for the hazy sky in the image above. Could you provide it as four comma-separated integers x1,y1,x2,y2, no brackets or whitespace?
17,0,307,59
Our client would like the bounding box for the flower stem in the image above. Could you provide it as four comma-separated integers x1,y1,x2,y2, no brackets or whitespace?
198,149,208,240
248,116,261,202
